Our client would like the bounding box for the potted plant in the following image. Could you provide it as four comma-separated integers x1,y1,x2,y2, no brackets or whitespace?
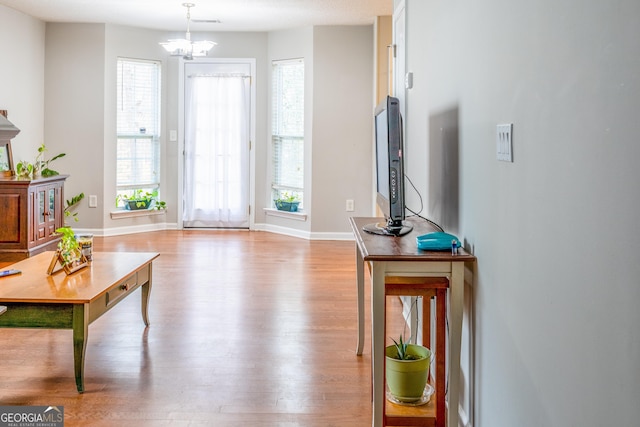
116,189,165,211
274,192,301,212
385,335,431,403
47,226,89,275
16,143,65,179
55,227,82,266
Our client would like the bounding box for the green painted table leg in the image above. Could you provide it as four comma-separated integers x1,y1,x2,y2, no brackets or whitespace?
72,304,89,393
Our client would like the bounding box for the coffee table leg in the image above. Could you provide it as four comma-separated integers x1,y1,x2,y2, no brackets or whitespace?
72,304,89,393
141,274,152,327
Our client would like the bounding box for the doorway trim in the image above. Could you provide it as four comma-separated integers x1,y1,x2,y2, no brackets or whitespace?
177,57,257,230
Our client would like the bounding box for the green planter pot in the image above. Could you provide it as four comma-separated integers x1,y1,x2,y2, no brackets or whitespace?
385,344,431,402
125,199,151,210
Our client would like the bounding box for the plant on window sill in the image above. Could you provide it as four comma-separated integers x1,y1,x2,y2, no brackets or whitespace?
116,189,166,211
274,192,301,212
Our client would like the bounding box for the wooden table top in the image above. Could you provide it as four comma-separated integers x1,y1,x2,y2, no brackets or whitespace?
349,217,476,262
0,251,160,304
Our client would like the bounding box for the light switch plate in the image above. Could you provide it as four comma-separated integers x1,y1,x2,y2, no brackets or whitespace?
346,199,355,212
497,124,513,162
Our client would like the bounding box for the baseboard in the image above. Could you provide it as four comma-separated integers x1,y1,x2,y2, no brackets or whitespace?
74,222,351,241
73,222,178,237
308,231,353,240
253,223,353,241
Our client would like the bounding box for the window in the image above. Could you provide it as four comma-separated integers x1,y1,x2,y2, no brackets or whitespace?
271,58,304,208
116,58,161,207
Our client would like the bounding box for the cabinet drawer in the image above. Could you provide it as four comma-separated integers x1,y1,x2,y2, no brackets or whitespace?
105,273,137,307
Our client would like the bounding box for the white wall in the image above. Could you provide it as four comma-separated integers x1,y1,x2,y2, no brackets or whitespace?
0,5,45,161
45,23,107,229
311,26,374,235
402,0,640,426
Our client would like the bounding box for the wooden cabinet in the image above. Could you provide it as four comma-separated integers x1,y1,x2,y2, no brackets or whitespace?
0,175,67,261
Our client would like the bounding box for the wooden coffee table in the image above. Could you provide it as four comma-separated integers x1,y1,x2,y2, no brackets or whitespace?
0,251,159,392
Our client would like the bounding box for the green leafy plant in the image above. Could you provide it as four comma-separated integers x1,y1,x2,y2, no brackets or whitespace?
275,191,300,203
16,144,65,179
116,189,165,210
64,193,85,223
390,335,423,361
55,226,81,266
15,161,34,179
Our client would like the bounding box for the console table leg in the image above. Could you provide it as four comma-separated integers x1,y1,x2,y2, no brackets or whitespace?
72,304,89,393
355,246,365,355
371,263,386,427
447,262,465,427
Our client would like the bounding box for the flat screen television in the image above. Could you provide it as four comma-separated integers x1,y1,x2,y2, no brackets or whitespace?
363,96,413,236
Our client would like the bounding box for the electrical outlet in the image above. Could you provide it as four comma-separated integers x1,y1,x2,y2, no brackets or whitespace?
89,195,98,208
346,199,355,212
497,123,513,162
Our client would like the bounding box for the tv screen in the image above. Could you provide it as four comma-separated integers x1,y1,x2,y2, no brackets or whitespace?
363,96,413,236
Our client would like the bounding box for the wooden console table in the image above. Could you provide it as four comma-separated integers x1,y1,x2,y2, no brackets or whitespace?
0,251,159,392
349,217,476,427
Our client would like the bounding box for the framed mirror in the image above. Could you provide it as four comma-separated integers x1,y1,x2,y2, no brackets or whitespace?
0,142,13,177
0,110,17,177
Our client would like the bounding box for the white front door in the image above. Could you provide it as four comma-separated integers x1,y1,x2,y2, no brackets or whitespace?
182,60,252,228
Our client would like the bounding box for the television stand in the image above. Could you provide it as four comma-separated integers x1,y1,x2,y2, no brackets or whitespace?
362,220,413,236
350,216,477,427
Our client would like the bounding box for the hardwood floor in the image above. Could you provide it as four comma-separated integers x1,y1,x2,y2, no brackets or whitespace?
0,230,405,426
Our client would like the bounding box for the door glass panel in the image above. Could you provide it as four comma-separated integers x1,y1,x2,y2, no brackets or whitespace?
38,190,45,224
49,188,56,221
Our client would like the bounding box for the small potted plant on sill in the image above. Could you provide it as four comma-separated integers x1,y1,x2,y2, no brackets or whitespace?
274,192,301,212
385,335,431,403
116,189,166,211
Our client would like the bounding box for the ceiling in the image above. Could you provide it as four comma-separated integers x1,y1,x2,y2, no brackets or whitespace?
0,0,392,32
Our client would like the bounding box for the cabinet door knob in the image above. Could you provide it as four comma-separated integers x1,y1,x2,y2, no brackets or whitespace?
122,283,130,291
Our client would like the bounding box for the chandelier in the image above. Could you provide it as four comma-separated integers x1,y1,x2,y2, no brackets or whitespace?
160,3,216,60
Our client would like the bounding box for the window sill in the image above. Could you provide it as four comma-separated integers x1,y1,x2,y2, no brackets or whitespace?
263,208,307,221
110,208,166,220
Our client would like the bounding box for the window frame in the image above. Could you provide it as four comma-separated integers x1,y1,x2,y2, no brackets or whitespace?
271,58,305,209
115,57,162,208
